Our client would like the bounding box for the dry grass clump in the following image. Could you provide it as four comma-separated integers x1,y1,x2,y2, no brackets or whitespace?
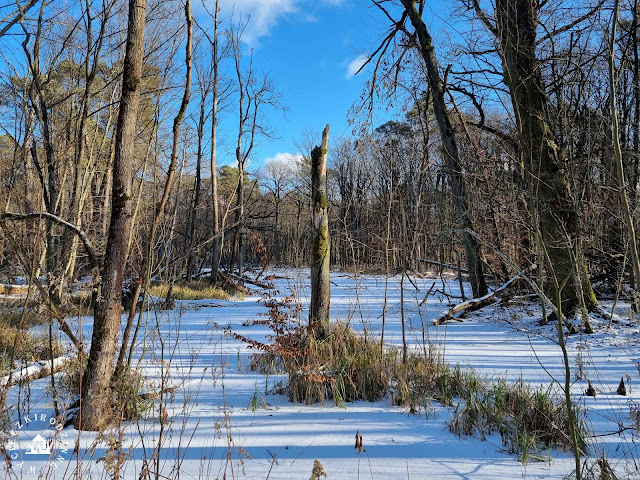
148,280,232,301
237,292,390,404
0,318,65,370
288,323,389,405
391,349,448,411
448,375,586,462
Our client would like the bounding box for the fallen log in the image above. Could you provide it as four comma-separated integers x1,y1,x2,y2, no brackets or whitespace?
433,267,531,326
0,354,75,388
223,272,274,290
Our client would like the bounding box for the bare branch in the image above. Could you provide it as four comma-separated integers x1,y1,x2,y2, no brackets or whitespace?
0,212,99,269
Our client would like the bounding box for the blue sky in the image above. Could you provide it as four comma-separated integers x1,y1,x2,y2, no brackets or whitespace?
203,0,387,170
202,0,459,172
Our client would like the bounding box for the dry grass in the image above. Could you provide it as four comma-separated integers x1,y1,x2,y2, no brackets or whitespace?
148,280,232,301
288,324,390,405
248,317,587,462
447,374,585,462
0,318,66,369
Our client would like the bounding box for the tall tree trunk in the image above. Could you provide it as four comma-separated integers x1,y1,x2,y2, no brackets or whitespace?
187,97,205,282
400,0,488,298
114,0,192,376
633,0,640,204
496,0,594,314
79,0,147,431
310,125,331,337
231,29,245,276
232,158,245,275
210,0,221,283
610,0,640,311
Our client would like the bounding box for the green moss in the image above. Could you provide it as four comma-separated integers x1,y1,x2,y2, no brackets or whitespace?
311,146,321,165
312,228,329,265
319,194,328,209
124,72,140,92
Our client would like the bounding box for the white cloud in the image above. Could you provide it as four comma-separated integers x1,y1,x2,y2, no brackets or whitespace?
196,0,345,47
218,0,300,46
264,152,303,168
345,54,367,79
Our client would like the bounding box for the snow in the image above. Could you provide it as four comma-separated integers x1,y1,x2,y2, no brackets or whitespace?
2,269,640,479
0,355,74,387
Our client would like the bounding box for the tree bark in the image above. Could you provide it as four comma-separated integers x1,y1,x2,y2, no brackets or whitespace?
210,0,222,283
79,0,147,431
610,0,640,311
495,0,593,314
399,0,488,298
310,125,331,337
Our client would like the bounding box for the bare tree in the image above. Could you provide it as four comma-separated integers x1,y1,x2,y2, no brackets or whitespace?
396,0,488,298
609,0,640,311
487,0,596,314
207,0,223,282
229,19,282,276
79,0,147,431
115,0,193,376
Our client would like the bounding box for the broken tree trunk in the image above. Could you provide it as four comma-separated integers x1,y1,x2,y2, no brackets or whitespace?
310,125,331,338
434,266,533,325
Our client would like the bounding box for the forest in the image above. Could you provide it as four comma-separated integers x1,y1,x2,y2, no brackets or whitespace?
1,0,640,478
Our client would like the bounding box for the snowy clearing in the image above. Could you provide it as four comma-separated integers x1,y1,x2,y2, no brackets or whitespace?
3,269,640,479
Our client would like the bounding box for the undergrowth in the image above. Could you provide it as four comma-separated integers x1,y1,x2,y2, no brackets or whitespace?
236,286,588,462
148,280,233,301
58,359,151,424
0,317,65,369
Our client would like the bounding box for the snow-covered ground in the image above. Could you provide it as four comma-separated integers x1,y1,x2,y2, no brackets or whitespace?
3,269,640,479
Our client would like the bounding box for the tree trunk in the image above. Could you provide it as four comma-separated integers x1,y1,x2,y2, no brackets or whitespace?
610,0,640,311
231,158,244,274
310,125,331,337
400,0,488,298
496,0,592,314
79,0,147,431
114,0,192,377
210,0,221,283
187,96,205,281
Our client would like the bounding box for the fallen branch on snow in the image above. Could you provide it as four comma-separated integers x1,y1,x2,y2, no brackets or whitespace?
434,266,533,326
222,272,274,290
0,354,75,388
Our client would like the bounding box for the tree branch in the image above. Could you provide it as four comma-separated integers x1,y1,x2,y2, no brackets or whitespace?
0,212,99,269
